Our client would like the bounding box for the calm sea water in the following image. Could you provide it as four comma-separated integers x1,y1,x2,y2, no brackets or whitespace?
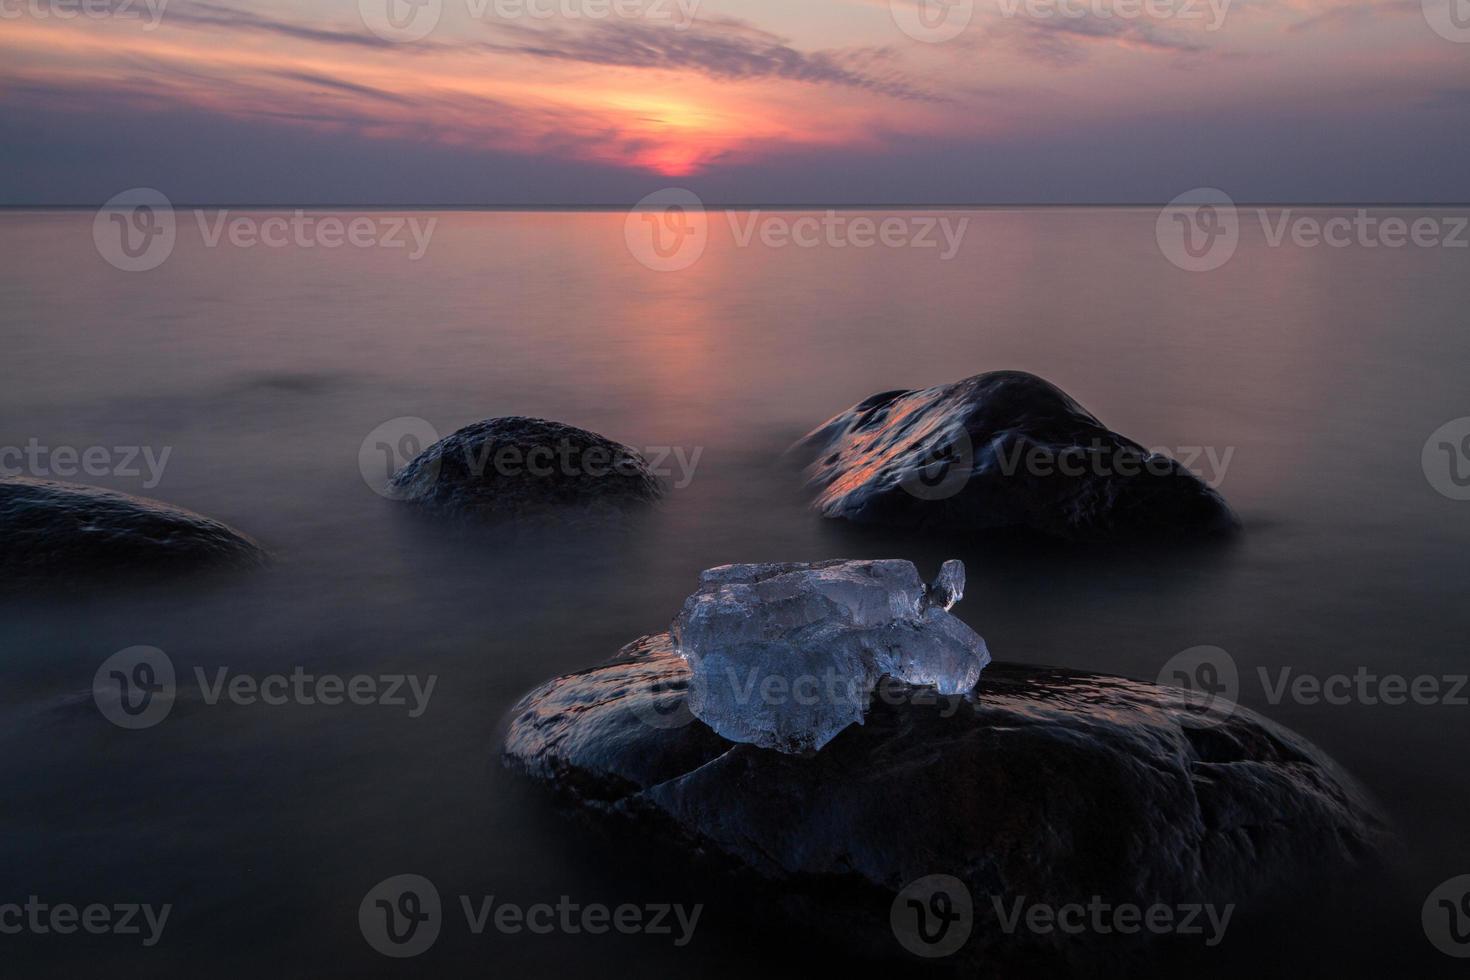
2,208,1469,977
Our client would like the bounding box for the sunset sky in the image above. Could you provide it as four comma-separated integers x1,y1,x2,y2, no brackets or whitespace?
2,0,1467,203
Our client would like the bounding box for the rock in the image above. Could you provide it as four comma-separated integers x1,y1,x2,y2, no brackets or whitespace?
671,559,990,753
796,371,1238,541
0,478,266,591
388,416,663,524
503,635,1390,970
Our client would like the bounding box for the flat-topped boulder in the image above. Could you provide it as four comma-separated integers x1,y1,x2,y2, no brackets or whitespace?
0,477,266,591
388,416,663,524
797,371,1239,542
503,635,1390,970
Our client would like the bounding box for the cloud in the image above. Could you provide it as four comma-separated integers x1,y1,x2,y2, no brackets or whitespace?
1286,0,1417,32
481,18,945,102
1000,14,1210,64
163,1,399,49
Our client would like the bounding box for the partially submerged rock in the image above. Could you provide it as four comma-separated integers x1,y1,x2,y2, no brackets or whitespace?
797,371,1238,542
388,416,662,524
503,636,1390,970
0,477,266,591
671,559,989,752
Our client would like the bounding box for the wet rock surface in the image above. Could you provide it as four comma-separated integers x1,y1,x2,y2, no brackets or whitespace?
671,559,990,752
389,416,663,524
0,477,266,590
797,370,1239,542
503,634,1390,970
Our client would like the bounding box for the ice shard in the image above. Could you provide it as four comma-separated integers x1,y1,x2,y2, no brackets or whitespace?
671,559,990,753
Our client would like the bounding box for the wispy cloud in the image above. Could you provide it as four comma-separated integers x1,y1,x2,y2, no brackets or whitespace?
482,18,944,102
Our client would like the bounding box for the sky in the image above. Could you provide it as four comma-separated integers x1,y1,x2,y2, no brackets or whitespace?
1,0,1467,203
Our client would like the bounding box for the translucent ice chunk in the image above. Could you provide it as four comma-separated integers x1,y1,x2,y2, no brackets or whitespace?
671,559,991,753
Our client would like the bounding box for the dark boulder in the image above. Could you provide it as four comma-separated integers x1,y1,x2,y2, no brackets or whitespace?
503,633,1390,972
797,371,1238,541
0,478,266,591
389,417,662,524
